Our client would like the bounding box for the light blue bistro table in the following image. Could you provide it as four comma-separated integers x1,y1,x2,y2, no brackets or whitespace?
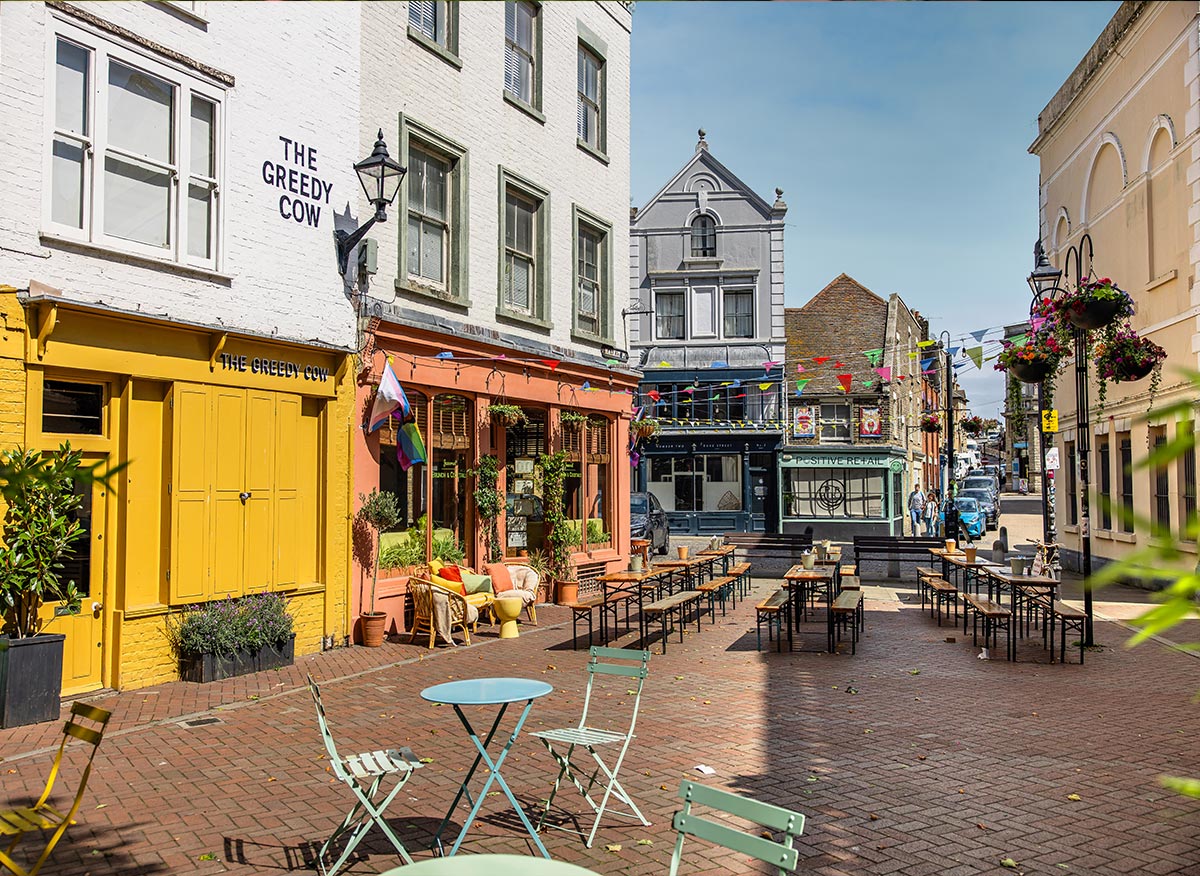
420,677,554,858
378,853,601,876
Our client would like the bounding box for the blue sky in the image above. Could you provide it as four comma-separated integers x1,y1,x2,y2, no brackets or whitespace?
630,0,1121,418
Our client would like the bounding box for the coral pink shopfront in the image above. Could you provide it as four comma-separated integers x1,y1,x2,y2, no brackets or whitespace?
351,321,638,641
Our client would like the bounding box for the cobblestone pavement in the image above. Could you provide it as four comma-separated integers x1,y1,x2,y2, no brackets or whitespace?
2,519,1198,875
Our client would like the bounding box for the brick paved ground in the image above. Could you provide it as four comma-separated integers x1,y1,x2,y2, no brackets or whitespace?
2,509,1198,876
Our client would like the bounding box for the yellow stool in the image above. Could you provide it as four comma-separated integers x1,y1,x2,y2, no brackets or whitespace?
493,597,523,638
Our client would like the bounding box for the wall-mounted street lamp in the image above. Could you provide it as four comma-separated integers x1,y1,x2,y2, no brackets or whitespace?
334,130,407,275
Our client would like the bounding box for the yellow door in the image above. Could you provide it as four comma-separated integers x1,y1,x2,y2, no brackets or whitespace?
56,477,107,696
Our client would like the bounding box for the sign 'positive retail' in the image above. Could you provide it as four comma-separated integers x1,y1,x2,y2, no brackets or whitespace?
261,136,333,228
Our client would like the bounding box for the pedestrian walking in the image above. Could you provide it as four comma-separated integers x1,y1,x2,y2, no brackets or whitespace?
924,489,939,536
907,484,926,536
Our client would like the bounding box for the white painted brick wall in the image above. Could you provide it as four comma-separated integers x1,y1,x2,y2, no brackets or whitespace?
0,1,361,348
358,1,633,353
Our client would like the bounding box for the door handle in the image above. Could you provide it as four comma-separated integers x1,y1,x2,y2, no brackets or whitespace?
91,602,102,613
239,491,252,503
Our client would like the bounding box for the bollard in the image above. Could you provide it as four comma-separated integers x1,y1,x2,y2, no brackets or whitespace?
992,539,1005,564
997,525,1009,553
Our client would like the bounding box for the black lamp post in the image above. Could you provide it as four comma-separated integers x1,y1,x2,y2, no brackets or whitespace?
939,330,958,541
1026,235,1095,646
1026,241,1061,549
335,130,407,275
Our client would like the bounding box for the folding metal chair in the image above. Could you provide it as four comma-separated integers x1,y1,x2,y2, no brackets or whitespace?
0,701,111,876
307,675,423,876
668,780,805,876
532,646,651,848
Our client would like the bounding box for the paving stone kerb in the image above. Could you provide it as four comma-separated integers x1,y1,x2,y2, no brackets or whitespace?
1,561,1198,874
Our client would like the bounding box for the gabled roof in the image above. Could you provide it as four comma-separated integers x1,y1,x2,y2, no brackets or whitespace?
785,274,890,394
635,142,775,222
800,273,888,310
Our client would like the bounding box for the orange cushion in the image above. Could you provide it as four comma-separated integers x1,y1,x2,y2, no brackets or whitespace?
440,565,463,583
485,562,514,593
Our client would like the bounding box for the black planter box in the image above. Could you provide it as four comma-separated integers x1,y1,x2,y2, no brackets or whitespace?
180,633,295,683
0,634,65,728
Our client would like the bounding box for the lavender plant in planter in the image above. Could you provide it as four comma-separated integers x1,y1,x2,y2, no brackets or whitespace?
171,593,296,683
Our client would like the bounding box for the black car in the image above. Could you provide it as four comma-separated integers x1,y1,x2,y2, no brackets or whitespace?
631,492,669,555
958,488,998,530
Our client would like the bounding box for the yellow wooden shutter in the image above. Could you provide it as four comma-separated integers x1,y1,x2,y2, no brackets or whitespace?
211,387,246,598
242,391,276,593
272,394,301,590
170,383,213,602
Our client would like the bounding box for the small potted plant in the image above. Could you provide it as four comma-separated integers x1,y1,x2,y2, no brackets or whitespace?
1057,277,1134,331
631,417,661,441
1094,324,1167,409
919,412,941,433
356,489,401,647
556,564,579,605
487,403,526,429
560,410,588,433
0,446,88,727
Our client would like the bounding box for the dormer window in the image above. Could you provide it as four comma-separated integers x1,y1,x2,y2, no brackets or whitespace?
690,214,716,258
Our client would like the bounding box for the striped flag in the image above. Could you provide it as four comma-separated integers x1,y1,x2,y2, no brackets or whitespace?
367,360,411,432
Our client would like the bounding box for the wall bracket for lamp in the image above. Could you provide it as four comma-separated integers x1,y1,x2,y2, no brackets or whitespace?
620,301,654,319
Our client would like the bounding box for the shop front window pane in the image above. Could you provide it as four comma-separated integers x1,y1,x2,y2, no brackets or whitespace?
784,468,883,519
43,380,103,435
430,394,472,564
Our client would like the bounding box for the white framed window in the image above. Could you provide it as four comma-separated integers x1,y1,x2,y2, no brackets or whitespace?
45,21,224,270
408,0,459,62
819,403,851,443
655,290,684,340
407,146,449,287
577,224,601,332
577,44,603,150
690,214,716,257
504,1,538,107
723,289,753,338
504,190,537,315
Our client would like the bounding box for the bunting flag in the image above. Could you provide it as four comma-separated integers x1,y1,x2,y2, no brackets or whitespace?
762,360,781,371
795,378,811,394
863,348,884,366
970,329,988,342
604,359,620,366
834,361,845,368
917,340,935,349
758,382,772,390
581,381,591,391
683,386,694,394
874,366,892,381
920,357,936,371
368,360,412,432
836,374,854,392
862,380,874,388
732,379,742,387
435,351,454,359
948,346,960,356
710,360,728,368
647,390,661,402
658,361,672,367
541,359,561,370
396,422,427,472
796,364,806,373
922,368,937,375
966,346,984,369
813,356,830,365
908,352,918,360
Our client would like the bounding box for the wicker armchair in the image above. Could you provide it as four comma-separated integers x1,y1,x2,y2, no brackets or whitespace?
409,578,478,648
502,562,541,625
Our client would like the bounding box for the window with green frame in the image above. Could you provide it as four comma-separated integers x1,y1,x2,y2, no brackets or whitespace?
572,205,611,343
497,167,550,327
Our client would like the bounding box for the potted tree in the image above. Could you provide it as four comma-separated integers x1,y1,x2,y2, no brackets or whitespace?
0,446,88,728
356,489,401,647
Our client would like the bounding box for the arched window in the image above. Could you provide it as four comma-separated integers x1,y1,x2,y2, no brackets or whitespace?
690,214,716,258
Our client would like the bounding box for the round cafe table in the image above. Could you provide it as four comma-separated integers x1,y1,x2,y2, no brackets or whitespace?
421,678,554,858
379,854,601,875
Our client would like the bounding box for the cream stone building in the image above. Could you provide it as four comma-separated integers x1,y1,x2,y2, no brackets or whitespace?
1030,1,1199,573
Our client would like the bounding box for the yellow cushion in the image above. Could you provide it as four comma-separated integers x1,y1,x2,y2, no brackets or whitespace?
429,559,445,575
464,592,492,609
430,573,463,595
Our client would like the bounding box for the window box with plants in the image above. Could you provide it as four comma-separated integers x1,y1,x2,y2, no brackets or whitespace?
560,410,588,433
630,417,661,442
170,594,295,683
0,446,91,728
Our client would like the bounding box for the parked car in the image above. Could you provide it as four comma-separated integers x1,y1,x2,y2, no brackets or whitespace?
631,492,669,555
961,475,1001,507
958,488,998,530
940,497,985,541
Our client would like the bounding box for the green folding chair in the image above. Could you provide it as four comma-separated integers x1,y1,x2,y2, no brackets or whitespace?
668,780,805,876
307,675,423,876
532,646,651,848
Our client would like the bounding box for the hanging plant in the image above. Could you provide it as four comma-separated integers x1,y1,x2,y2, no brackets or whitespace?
560,410,588,433
960,415,985,436
487,403,526,428
919,412,941,433
994,303,1068,385
1057,277,1134,331
472,454,503,564
1094,324,1167,411
630,418,662,441
537,451,574,583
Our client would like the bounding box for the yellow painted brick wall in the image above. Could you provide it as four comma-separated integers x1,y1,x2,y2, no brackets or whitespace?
324,356,354,644
0,293,27,447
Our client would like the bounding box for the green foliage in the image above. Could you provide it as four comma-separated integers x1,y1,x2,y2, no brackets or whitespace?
432,532,465,565
168,593,293,658
0,446,89,638
473,454,502,564
560,410,588,431
1086,369,1200,799
357,489,402,614
586,518,609,545
631,418,661,441
379,538,424,570
537,450,573,581
487,404,526,428
523,548,550,579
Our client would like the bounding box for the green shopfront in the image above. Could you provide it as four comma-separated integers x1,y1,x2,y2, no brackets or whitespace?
779,446,908,539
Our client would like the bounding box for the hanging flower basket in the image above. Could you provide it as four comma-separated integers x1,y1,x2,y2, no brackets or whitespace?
560,410,587,433
630,418,661,441
919,412,941,433
486,404,526,429
1008,356,1057,384
960,415,985,436
1058,278,1134,331
1095,326,1166,408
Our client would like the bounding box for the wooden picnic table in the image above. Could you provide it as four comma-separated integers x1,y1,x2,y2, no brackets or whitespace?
653,556,710,591
928,547,967,581
942,553,1001,594
783,565,836,650
697,544,736,574
983,568,1061,646
597,567,668,641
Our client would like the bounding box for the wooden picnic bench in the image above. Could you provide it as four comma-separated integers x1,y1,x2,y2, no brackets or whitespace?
566,595,607,650
728,561,753,597
1052,601,1087,664
723,532,813,577
697,574,738,620
830,589,864,654
927,577,959,626
853,536,947,577
961,593,1014,660
643,591,702,654
755,588,790,652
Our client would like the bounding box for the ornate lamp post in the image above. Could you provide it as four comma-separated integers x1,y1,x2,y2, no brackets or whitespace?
334,130,407,275
1026,235,1095,645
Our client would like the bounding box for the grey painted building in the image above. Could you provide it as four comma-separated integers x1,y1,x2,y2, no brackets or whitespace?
629,131,787,534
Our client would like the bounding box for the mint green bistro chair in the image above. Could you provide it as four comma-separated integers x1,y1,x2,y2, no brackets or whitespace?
532,646,651,848
307,675,424,876
668,780,805,876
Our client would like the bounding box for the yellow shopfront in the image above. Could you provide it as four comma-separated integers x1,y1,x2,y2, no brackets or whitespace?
21,299,353,692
